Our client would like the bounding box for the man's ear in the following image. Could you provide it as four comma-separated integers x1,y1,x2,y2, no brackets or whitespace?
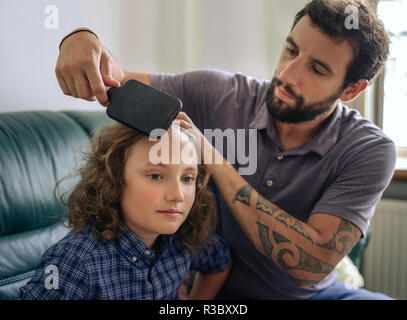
340,79,369,102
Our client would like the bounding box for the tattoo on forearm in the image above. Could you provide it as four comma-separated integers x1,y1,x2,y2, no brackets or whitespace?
232,182,360,286
277,245,334,274
273,231,290,244
255,195,280,217
234,186,315,244
232,184,253,206
275,212,314,244
317,219,359,255
256,222,274,260
256,221,334,286
233,184,353,286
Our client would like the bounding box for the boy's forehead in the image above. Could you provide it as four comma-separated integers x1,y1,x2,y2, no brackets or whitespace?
129,132,199,166
142,161,198,171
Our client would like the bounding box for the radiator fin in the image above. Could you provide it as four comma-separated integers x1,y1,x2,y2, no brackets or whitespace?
362,199,407,300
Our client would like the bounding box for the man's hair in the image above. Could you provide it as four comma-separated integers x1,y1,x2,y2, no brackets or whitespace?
65,123,217,253
292,0,390,88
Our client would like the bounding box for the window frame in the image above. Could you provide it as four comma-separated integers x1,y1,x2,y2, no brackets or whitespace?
374,0,407,181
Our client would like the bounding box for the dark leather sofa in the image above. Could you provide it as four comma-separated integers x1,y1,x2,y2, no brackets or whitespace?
0,111,113,299
0,110,369,299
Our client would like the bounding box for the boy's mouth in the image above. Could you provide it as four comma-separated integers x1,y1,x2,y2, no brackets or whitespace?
157,209,182,217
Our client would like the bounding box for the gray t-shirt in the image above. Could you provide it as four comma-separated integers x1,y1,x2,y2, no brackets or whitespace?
150,69,396,299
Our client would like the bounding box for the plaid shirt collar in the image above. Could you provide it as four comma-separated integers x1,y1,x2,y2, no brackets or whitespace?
114,223,174,264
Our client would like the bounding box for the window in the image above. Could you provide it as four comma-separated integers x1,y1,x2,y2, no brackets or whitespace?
377,0,407,150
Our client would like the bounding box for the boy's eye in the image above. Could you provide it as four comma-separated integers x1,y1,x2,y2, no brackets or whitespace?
149,174,162,180
182,176,195,184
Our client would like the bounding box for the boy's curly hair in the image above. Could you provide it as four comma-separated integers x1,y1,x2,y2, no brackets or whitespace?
66,122,217,253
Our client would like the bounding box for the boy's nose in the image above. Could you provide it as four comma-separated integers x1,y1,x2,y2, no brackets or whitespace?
165,181,184,203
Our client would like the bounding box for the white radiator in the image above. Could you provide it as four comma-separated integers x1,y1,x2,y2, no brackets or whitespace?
362,198,407,300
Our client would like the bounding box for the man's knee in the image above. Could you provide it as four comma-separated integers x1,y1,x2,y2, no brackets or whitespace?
341,287,394,300
311,282,394,300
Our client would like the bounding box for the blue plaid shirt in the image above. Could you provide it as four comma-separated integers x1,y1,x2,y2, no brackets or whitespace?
19,225,230,300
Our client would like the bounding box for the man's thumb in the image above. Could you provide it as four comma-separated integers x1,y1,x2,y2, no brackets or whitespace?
100,51,121,87
102,74,120,88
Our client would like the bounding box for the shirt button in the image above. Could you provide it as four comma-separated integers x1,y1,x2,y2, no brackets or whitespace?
266,180,273,187
132,256,138,262
277,154,284,160
144,250,151,255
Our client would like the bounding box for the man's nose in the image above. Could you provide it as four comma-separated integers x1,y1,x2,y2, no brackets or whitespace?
165,181,184,203
278,58,302,88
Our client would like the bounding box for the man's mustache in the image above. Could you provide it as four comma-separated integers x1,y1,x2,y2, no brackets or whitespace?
273,77,301,101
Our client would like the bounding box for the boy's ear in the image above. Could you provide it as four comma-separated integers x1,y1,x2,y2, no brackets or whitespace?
340,79,369,102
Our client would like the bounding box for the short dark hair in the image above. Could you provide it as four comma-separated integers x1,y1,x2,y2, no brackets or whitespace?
292,0,390,88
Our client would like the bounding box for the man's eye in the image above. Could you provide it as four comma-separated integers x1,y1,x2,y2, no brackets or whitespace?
312,66,325,76
286,47,297,56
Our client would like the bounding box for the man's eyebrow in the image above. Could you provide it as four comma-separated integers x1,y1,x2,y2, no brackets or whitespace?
286,36,334,76
286,36,298,49
310,57,334,76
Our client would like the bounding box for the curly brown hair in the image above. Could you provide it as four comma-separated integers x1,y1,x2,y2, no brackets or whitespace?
66,122,217,253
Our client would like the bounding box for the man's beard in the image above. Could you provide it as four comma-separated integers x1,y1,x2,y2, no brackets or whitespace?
266,76,344,124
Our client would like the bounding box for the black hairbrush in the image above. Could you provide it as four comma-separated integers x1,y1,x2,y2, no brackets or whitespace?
106,80,182,139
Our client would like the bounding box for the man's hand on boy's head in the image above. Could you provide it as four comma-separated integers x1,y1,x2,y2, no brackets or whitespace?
175,112,208,153
175,112,226,172
55,29,124,107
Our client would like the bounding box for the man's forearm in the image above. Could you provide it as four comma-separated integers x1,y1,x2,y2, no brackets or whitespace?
206,159,358,287
122,71,150,86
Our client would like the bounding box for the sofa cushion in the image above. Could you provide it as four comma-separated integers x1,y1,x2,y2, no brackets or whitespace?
0,112,90,235
0,111,111,299
62,111,113,136
0,222,68,299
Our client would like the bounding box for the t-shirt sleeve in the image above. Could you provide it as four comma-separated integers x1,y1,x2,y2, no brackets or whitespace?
311,140,396,237
19,246,89,300
150,69,227,127
149,69,264,130
189,234,231,274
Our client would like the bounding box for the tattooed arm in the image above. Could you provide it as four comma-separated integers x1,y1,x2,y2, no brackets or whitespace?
176,112,362,287
210,161,361,287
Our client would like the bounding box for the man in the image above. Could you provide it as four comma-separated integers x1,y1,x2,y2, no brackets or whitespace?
55,0,396,299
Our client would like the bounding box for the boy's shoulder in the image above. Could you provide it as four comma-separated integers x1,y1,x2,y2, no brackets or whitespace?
43,226,114,261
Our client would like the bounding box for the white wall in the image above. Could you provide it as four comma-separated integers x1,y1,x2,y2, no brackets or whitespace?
0,0,306,112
